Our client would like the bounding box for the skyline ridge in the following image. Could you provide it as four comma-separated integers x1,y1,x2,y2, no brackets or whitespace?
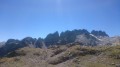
0,0,120,41
0,29,111,42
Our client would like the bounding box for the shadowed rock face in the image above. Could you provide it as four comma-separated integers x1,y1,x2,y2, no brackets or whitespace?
35,38,46,48
0,29,120,57
0,39,22,56
91,30,109,37
44,29,110,47
0,37,45,57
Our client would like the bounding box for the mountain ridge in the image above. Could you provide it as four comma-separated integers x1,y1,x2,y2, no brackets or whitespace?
0,29,119,57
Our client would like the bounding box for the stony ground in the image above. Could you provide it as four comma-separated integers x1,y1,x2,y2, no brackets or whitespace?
0,45,120,67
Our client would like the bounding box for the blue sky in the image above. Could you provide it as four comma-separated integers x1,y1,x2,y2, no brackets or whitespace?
0,0,120,41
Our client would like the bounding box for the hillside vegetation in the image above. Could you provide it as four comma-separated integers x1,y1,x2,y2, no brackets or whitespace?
0,29,120,67
0,44,120,67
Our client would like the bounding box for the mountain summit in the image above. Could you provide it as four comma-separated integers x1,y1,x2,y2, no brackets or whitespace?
0,29,120,57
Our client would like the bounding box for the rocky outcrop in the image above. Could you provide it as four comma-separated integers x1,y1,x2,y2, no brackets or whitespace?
0,37,46,57
91,30,109,37
1,29,120,57
75,34,99,46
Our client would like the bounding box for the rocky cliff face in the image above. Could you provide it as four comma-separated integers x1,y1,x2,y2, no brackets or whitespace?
75,33,120,46
0,29,119,57
75,34,99,46
0,37,45,57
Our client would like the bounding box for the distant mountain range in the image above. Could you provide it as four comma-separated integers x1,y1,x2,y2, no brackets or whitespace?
0,29,120,57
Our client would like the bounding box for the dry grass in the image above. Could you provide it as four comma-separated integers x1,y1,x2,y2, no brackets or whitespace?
0,45,120,67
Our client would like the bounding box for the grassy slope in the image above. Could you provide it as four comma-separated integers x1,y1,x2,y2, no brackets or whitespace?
0,45,120,67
